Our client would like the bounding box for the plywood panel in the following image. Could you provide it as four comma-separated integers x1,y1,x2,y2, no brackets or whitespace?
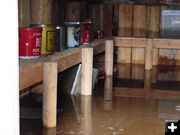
18,0,30,27
132,5,147,64
31,0,52,25
103,4,113,36
117,5,133,63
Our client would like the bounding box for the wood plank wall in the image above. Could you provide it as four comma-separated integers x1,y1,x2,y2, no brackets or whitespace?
132,5,147,64
103,4,113,36
18,0,30,27
117,4,161,65
117,5,133,63
148,6,160,66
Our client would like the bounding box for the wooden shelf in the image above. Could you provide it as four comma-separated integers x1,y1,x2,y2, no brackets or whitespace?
19,38,108,91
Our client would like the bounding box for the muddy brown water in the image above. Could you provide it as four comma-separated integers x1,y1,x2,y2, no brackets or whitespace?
20,64,180,135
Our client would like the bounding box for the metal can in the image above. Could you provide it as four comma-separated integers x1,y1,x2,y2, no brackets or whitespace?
19,27,42,59
32,25,56,55
55,26,67,52
65,22,80,48
81,19,92,44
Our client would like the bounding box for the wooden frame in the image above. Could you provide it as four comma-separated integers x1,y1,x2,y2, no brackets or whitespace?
115,37,180,49
19,39,106,91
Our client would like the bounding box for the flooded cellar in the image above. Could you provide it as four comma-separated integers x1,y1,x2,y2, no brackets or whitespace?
2,0,180,135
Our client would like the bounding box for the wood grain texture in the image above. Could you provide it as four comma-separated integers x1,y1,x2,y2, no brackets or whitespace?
43,62,57,128
147,6,160,66
18,0,30,27
31,0,52,25
145,39,153,69
81,48,93,95
103,4,113,36
105,40,114,76
20,39,106,91
117,5,133,63
118,5,133,37
132,5,147,64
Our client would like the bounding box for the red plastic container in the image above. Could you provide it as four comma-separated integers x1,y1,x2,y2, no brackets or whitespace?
19,27,42,59
81,19,92,44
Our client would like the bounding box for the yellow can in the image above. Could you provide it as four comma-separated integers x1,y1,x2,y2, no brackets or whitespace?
32,25,56,55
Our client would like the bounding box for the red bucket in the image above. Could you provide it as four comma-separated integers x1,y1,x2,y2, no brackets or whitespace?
19,27,42,59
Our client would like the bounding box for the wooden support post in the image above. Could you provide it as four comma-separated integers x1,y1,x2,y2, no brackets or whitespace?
81,96,92,135
105,40,114,77
43,62,58,128
117,5,133,63
145,39,153,70
104,77,113,101
81,48,93,95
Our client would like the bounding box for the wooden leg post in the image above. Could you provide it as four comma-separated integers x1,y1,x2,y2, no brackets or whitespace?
81,48,93,96
105,40,114,77
43,62,58,128
145,39,153,70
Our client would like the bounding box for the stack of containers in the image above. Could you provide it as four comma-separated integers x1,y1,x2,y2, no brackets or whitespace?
19,0,56,59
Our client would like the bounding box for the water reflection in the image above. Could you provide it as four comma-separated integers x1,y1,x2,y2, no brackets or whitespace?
43,127,56,135
144,70,152,98
115,64,180,99
20,64,180,135
104,77,113,111
81,95,92,135
131,64,144,80
104,77,113,101
117,64,131,79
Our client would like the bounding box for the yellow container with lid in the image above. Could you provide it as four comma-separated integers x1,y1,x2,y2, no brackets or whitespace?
32,25,56,55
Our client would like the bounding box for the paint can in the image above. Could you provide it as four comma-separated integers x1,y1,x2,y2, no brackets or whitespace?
32,25,56,55
55,26,67,52
81,18,92,44
19,27,42,59
65,22,80,48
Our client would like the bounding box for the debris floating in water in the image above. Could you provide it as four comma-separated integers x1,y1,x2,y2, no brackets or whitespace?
108,127,115,130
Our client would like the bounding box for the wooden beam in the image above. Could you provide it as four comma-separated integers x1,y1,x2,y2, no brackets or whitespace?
114,37,146,48
153,39,180,49
115,37,180,49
